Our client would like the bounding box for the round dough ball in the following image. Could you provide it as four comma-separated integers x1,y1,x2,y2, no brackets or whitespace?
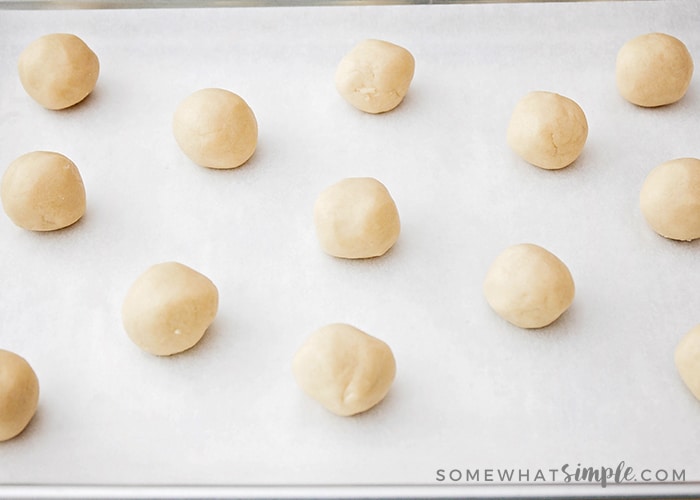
335,39,415,114
0,349,39,442
122,262,219,356
18,33,99,110
1,151,86,231
173,88,258,169
484,243,575,329
616,33,694,107
292,323,396,416
675,325,700,401
507,91,588,170
314,177,400,259
640,158,700,241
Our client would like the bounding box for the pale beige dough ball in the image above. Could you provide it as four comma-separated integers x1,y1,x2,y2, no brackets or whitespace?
0,349,39,442
640,158,700,241
484,243,575,329
292,323,396,416
173,88,258,169
1,151,86,231
122,262,219,356
676,325,700,401
616,33,694,107
507,91,588,170
18,33,99,110
314,177,400,259
335,39,415,114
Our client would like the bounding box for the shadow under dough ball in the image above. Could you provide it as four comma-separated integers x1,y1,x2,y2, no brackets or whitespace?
18,33,99,110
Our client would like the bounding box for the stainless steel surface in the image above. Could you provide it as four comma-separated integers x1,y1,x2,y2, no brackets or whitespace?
0,0,644,10
0,0,697,498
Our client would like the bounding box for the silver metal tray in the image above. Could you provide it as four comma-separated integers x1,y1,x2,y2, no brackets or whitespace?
0,0,698,498
0,0,633,9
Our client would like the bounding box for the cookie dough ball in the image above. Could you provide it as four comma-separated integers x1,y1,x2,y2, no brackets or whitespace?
314,177,400,259
616,33,694,107
640,158,700,241
292,323,396,416
507,91,588,170
1,151,86,231
173,88,258,169
18,33,99,110
122,262,219,356
335,39,415,114
484,243,575,329
676,325,700,401
0,350,39,442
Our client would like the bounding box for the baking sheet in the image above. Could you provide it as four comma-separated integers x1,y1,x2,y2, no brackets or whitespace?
0,0,699,497
0,0,620,9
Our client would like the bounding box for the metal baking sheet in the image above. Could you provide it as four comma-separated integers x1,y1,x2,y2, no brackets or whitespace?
0,0,641,9
0,0,699,498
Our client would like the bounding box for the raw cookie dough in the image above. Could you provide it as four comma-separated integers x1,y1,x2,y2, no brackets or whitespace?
0,349,39,442
484,243,575,329
675,325,700,401
616,33,694,107
18,33,99,110
292,323,396,416
507,91,588,170
314,177,400,259
335,39,415,114
122,262,219,356
639,158,700,241
173,88,258,169
1,151,86,231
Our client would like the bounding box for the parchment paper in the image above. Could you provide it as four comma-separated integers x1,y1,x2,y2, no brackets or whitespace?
0,0,698,494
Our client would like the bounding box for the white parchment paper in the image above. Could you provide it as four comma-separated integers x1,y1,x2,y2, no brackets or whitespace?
0,0,699,493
